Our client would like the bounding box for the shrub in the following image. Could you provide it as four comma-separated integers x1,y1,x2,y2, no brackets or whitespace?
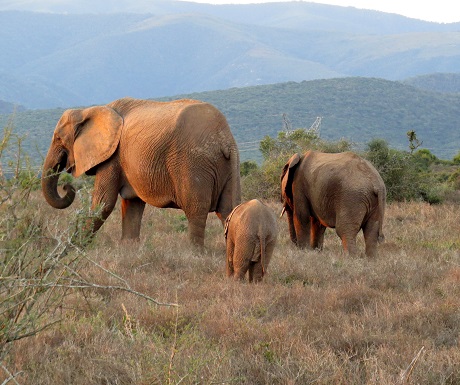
242,128,454,204
243,128,353,200
240,160,258,177
452,151,460,165
364,138,443,203
0,124,174,370
448,168,460,190
413,148,438,171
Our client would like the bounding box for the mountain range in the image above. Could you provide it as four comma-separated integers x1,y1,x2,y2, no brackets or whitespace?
1,1,460,109
2,77,459,165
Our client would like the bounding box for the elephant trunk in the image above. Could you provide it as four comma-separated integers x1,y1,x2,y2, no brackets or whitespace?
41,149,76,209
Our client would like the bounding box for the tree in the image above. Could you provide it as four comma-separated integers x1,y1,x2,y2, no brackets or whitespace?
243,128,352,200
453,151,460,165
240,160,258,176
365,138,442,203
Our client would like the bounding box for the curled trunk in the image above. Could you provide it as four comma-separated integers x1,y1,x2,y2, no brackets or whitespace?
41,151,76,209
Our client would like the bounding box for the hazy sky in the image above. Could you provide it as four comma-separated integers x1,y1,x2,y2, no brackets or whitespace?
184,0,459,23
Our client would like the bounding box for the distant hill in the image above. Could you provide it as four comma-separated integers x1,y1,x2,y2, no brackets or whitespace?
169,78,460,161
1,77,459,165
0,2,459,109
0,100,25,114
403,73,460,94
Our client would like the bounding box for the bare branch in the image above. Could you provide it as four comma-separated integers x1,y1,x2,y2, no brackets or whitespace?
1,364,23,385
5,319,62,344
13,279,178,307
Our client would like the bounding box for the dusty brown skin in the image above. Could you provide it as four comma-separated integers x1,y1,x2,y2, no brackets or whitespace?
225,199,278,283
41,97,241,246
281,151,386,257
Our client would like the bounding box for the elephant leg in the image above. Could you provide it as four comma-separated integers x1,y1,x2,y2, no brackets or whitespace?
294,219,311,249
86,164,120,235
340,236,358,256
232,239,253,281
251,239,275,282
248,262,254,283
264,239,276,269
234,261,250,281
249,262,264,283
363,219,380,258
310,219,326,250
87,199,117,235
285,209,298,244
336,226,359,256
186,212,208,247
226,240,235,278
121,197,146,240
336,208,364,256
291,199,313,248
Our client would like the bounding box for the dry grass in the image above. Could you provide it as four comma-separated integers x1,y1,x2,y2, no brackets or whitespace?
3,194,460,384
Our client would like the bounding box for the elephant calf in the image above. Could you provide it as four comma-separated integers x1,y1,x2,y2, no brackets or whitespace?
224,199,278,283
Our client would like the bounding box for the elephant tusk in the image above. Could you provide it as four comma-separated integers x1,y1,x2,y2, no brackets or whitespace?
280,206,286,218
66,162,76,174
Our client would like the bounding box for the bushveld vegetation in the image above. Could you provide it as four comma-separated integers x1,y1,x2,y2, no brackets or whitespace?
241,127,459,205
1,125,460,384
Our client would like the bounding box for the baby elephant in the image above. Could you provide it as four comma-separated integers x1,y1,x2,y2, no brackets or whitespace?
225,199,278,283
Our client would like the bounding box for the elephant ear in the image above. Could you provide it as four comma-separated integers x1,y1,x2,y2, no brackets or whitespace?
73,106,123,177
280,153,301,204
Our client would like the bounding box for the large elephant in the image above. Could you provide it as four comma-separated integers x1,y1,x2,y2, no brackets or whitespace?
224,199,278,282
280,151,386,257
41,97,241,246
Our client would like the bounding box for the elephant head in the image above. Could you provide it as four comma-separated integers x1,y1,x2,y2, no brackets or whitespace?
280,153,301,208
280,153,301,244
41,106,123,209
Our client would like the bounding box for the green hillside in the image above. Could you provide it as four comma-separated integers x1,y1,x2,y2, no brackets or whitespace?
0,100,25,114
1,77,459,166
404,73,460,94
170,78,460,161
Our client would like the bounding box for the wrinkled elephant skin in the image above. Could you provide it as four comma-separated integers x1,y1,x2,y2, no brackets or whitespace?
225,199,278,282
41,98,241,247
281,151,386,257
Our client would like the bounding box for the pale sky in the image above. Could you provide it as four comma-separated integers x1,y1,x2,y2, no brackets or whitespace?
185,0,459,24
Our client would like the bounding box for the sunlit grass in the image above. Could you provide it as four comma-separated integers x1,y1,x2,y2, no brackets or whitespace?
3,195,460,384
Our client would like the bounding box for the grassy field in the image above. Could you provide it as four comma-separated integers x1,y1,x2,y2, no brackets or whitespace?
2,189,460,384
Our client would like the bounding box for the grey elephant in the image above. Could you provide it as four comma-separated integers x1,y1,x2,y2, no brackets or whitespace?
224,199,278,282
280,151,386,257
41,97,241,246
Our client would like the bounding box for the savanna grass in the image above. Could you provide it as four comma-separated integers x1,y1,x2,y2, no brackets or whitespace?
3,196,460,384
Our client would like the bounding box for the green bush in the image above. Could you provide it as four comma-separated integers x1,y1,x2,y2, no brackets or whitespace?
413,148,438,171
453,151,460,165
448,168,460,190
240,160,258,177
364,138,444,203
242,128,353,200
241,129,455,204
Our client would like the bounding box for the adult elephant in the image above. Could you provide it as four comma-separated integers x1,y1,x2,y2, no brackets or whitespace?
280,151,386,257
41,97,241,246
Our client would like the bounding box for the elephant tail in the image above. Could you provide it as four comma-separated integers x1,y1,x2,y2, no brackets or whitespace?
226,144,241,209
258,236,267,277
375,185,386,243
